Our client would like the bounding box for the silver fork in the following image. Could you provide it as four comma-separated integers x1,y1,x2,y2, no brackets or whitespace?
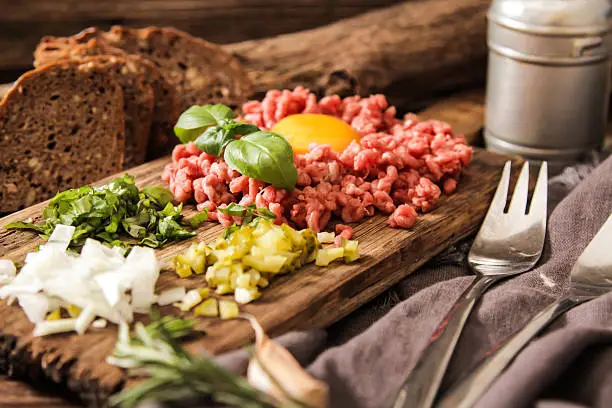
437,212,612,408
390,160,548,408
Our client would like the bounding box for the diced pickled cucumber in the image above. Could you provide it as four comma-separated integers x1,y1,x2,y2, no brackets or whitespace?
236,273,252,289
316,247,345,266
219,300,239,319
46,309,61,321
215,284,233,295
174,254,193,278
343,239,360,263
243,254,287,273
178,289,203,312
194,298,218,317
66,304,82,318
235,287,261,304
174,218,357,311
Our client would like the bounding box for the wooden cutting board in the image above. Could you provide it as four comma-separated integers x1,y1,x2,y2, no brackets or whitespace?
0,147,518,405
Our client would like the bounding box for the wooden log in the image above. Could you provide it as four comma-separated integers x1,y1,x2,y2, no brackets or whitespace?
225,0,490,111
0,0,404,71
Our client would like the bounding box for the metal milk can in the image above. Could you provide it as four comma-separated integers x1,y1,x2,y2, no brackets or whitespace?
485,0,612,163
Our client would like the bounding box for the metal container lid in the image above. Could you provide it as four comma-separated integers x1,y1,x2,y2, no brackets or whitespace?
490,0,612,35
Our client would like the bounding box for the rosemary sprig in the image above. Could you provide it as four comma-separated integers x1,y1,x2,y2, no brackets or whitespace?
108,317,277,408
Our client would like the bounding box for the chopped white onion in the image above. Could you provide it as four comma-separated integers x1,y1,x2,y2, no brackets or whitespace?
33,318,77,337
0,227,162,336
156,287,186,306
317,232,335,244
92,319,107,329
46,224,76,252
75,304,96,335
0,260,16,285
18,294,52,323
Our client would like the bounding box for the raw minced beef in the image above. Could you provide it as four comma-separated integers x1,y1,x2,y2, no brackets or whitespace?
162,87,473,231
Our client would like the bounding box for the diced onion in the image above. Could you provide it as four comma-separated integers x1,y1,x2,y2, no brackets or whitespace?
178,289,203,312
0,226,163,336
317,232,335,244
33,318,77,337
0,260,16,285
75,304,96,335
92,319,108,329
46,224,76,252
156,287,186,306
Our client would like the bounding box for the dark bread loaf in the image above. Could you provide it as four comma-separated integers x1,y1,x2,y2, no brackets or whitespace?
104,26,253,111
34,32,180,159
0,61,125,213
78,55,154,168
33,27,105,66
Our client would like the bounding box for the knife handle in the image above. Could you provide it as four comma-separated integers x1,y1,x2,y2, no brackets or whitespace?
436,296,579,408
390,275,499,408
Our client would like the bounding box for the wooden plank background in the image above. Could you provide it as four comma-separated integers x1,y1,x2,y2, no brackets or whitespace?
0,0,404,78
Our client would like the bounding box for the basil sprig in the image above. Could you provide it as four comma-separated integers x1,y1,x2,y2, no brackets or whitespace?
174,104,298,190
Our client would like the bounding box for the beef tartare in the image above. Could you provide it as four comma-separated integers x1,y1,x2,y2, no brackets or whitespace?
162,87,472,232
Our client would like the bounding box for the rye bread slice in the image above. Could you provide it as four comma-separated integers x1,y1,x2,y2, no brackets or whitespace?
104,26,253,111
35,33,181,159
0,61,125,213
79,55,154,168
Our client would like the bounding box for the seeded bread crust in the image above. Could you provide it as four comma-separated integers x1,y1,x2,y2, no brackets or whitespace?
0,60,125,212
104,26,253,111
35,32,181,159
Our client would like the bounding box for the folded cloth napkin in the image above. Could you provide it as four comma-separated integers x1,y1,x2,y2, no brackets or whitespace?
145,154,612,408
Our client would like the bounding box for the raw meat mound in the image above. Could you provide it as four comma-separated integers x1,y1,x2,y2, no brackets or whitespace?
162,87,472,231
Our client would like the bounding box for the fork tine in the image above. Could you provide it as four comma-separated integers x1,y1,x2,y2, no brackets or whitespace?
528,161,548,218
507,162,530,216
483,160,511,219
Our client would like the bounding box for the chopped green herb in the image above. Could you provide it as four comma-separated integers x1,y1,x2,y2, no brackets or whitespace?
188,209,209,228
5,174,199,251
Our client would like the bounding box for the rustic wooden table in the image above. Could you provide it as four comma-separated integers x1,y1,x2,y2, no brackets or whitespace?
1,88,610,407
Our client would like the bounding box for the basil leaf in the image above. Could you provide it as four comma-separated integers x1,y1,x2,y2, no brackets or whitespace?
195,126,235,157
174,127,207,145
225,122,260,137
224,131,298,190
188,210,208,228
218,203,249,217
175,106,217,130
205,104,236,124
254,208,277,220
174,105,236,144
141,186,174,207
222,224,240,239
5,221,46,234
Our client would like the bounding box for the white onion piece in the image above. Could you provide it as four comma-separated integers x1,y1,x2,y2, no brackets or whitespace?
0,260,16,285
46,224,76,252
125,247,159,310
0,222,161,336
33,318,77,337
75,304,96,335
18,294,51,323
156,287,186,306
92,319,107,329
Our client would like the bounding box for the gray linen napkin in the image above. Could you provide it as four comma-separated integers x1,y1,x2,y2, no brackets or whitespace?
143,153,612,408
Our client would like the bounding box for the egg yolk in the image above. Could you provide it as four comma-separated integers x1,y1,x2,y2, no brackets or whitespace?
270,113,360,155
